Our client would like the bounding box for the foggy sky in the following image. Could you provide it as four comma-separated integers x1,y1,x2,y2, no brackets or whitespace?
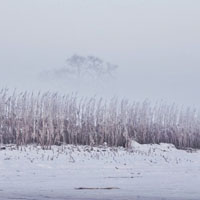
0,0,200,106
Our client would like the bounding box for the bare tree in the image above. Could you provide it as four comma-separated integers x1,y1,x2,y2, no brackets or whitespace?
54,55,118,79
66,55,86,78
86,56,118,78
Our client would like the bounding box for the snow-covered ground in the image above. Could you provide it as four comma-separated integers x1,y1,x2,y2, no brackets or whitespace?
0,142,200,200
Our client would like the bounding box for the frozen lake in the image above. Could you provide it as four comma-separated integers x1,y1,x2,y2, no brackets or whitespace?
0,194,195,200
0,143,200,200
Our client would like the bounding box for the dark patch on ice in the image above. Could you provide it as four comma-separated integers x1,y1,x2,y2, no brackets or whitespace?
105,176,142,179
75,187,120,190
39,195,51,199
7,198,33,200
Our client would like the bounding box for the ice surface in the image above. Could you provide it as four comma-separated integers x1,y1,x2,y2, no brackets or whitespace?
0,142,200,200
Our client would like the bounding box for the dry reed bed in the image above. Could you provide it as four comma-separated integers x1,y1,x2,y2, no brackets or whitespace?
0,89,200,149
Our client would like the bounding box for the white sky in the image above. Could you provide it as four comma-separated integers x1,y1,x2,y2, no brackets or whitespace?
0,0,200,106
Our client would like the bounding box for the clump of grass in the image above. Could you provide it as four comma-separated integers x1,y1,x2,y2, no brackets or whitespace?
0,89,200,149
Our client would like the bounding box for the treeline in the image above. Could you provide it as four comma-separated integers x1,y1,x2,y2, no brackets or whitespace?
0,89,200,149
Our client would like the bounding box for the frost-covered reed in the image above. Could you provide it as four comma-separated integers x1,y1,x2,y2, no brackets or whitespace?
0,89,200,149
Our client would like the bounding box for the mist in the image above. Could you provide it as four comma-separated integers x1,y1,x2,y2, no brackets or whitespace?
0,0,200,106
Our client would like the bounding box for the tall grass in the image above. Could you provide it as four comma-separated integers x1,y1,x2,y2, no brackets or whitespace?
0,89,200,149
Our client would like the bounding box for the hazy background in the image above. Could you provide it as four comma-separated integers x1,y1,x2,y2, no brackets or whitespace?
0,0,200,106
